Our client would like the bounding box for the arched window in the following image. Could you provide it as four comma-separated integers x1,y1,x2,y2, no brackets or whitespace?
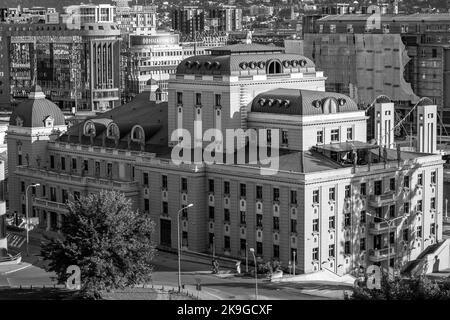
155,88,161,101
131,125,144,141
84,121,96,136
267,60,282,74
322,98,338,114
106,123,120,139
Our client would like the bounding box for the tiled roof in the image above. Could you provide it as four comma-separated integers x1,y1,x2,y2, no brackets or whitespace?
250,89,358,116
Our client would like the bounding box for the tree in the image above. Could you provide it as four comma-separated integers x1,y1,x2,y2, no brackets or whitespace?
348,274,450,300
41,190,156,299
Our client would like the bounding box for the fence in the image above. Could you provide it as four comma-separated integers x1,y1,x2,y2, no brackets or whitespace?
0,253,21,264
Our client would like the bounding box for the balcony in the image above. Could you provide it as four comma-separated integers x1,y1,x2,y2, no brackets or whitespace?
33,198,68,213
368,221,391,235
368,191,396,207
368,247,396,262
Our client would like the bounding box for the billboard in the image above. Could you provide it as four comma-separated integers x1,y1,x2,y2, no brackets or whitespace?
130,34,179,46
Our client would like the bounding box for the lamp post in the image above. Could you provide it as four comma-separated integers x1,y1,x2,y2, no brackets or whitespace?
366,212,409,277
249,247,258,300
446,198,448,220
245,242,248,273
177,203,193,292
292,250,296,276
25,183,40,257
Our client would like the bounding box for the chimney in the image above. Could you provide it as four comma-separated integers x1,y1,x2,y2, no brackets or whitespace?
416,101,437,154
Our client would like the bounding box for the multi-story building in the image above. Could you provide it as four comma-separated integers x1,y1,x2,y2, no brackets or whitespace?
0,5,122,113
172,6,206,36
6,44,445,275
303,12,450,139
114,2,157,35
207,5,243,32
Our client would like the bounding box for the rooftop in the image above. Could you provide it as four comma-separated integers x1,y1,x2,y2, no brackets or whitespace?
319,13,450,23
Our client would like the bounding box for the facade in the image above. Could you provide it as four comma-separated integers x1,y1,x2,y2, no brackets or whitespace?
207,5,243,32
0,8,122,112
172,6,206,36
114,2,157,35
6,44,444,275
303,13,450,139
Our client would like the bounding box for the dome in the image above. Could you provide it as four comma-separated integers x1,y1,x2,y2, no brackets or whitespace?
146,78,158,86
9,85,65,128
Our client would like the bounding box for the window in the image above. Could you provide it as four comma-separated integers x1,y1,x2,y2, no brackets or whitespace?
224,236,230,250
143,173,149,186
83,160,88,172
195,93,202,105
313,190,319,204
61,157,66,171
267,60,282,74
417,226,422,238
273,245,280,259
317,130,323,143
162,175,168,189
344,213,351,227
209,233,214,247
417,173,423,186
346,128,353,140
50,187,57,202
72,158,77,170
256,186,263,199
224,181,230,195
50,155,55,169
330,24,336,33
266,129,272,144
403,176,410,188
329,216,335,229
144,199,150,212
162,202,168,214
390,178,396,191
224,209,230,222
329,244,335,257
215,94,221,106
331,129,339,142
256,214,263,227
208,179,214,193
177,92,183,105
240,211,246,224
329,187,335,201
282,130,288,145
390,231,395,244
360,210,366,224
273,216,280,230
240,183,246,197
360,238,366,251
291,219,297,233
209,206,215,220
360,183,366,196
389,205,396,218
273,188,279,202
182,231,188,247
431,197,436,210
312,248,319,261
291,190,297,204
256,242,263,255
240,239,246,251
432,48,437,58
417,200,422,212
374,180,382,195
404,202,410,214
344,241,351,255
345,185,351,198
403,229,409,241
431,223,436,235
94,161,100,176
181,178,187,191
21,181,25,193
431,171,436,184
313,219,319,232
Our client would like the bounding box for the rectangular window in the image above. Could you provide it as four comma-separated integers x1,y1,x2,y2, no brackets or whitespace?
313,218,319,232
360,238,366,251
329,216,335,229
50,187,56,202
62,189,68,203
282,130,288,145
431,223,436,235
61,157,66,171
273,245,280,259
331,129,339,142
390,231,395,244
143,173,149,186
240,239,246,251
162,175,168,189
417,226,422,238
329,187,335,201
224,209,230,222
345,185,351,198
72,158,77,170
18,154,22,166
291,190,297,204
224,181,230,195
177,91,183,105
374,180,382,195
389,205,396,218
256,242,263,256
256,214,263,227
182,231,188,247
360,183,366,196
162,202,168,214
209,206,215,220
21,181,25,193
417,173,423,186
215,94,221,106
417,200,422,212
344,213,351,227
344,241,351,255
208,179,214,193
50,155,55,169
144,199,150,212
404,202,410,214
312,247,319,261
431,197,436,210
291,219,297,233
256,186,263,199
105,163,111,177
390,178,396,191
224,236,230,250
313,190,319,204
195,93,202,105
346,128,353,140
266,129,272,144
403,176,410,188
431,171,436,184
240,183,246,197
360,210,366,223
273,216,280,230
403,228,409,241
240,211,246,224
273,188,279,202
317,130,323,143
94,161,100,176
209,233,214,246
181,178,187,191
83,160,88,172
329,244,335,257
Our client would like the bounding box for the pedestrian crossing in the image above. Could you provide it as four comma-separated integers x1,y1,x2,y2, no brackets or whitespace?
6,234,26,249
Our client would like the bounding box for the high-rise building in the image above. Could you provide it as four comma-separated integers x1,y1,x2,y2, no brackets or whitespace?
171,6,206,36
207,5,243,32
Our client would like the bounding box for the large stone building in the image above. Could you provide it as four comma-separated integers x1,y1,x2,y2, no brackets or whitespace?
5,44,445,275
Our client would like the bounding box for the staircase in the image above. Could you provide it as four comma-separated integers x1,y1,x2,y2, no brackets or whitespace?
401,240,450,277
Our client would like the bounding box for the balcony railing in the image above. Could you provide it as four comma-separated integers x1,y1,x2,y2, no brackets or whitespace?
368,191,396,207
368,247,395,262
33,198,69,213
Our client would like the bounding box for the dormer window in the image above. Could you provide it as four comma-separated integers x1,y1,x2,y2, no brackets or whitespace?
84,121,96,136
131,125,145,142
44,116,54,127
16,117,23,127
267,60,282,74
322,98,338,114
107,123,120,139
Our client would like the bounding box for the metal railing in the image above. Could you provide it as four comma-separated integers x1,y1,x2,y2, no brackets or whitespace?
0,252,22,263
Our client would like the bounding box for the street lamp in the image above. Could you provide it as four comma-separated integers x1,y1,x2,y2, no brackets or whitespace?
25,183,40,257
249,247,258,300
177,203,193,292
366,212,410,277
245,242,248,273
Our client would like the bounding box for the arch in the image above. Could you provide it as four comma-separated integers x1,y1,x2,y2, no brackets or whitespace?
83,120,96,136
155,88,162,101
266,60,282,74
106,122,120,139
322,98,339,114
131,125,145,142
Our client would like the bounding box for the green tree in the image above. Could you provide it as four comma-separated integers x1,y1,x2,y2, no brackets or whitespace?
41,190,156,299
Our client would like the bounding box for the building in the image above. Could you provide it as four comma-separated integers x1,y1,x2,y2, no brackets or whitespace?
171,6,206,36
303,12,450,140
6,44,445,275
207,5,243,32
0,5,122,113
114,2,157,35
